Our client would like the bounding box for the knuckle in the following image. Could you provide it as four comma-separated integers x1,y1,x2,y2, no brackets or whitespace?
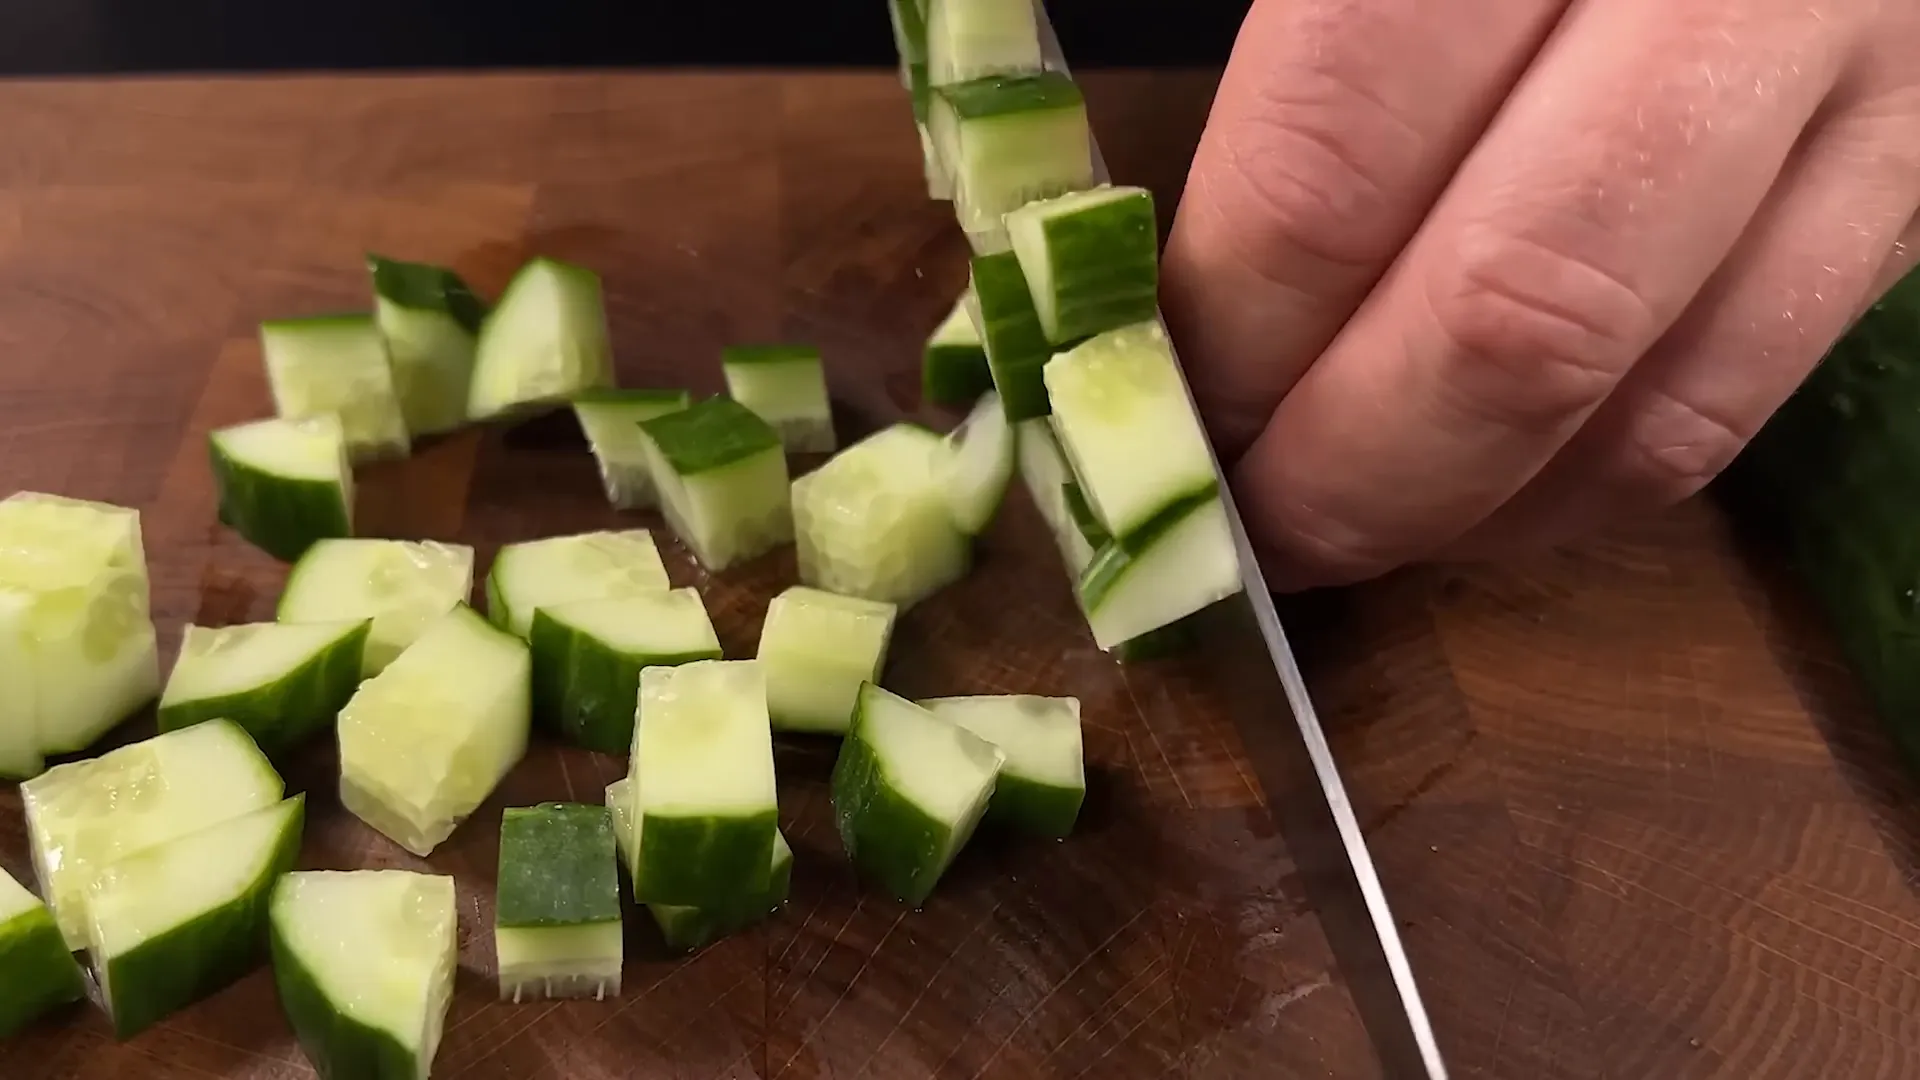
1253,492,1405,586
1617,389,1753,501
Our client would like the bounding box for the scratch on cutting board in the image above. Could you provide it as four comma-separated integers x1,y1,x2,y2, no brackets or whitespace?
1254,974,1332,1032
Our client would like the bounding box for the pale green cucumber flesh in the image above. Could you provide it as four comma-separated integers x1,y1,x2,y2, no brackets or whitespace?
572,390,694,510
792,424,971,609
495,923,624,1002
1006,186,1160,344
925,0,1043,87
919,123,953,201
528,589,722,754
939,390,1016,535
210,415,354,562
967,251,1061,421
921,695,1084,837
607,780,792,954
1015,419,1096,575
0,869,86,1037
1078,496,1244,651
757,586,898,734
278,539,476,676
158,620,370,758
722,346,836,453
484,529,671,639
931,72,1093,240
260,315,412,462
368,254,487,437
0,591,41,780
642,398,793,571
1057,480,1203,662
923,287,991,406
468,258,613,421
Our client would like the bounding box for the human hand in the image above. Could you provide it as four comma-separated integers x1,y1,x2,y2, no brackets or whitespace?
1161,0,1920,591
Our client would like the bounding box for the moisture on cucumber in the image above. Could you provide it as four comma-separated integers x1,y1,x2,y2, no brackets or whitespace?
337,604,531,857
495,803,623,1002
938,389,1016,535
929,71,1093,245
278,538,476,676
210,414,355,562
1078,494,1243,651
923,287,992,406
260,314,412,463
0,865,86,1038
921,695,1084,838
572,389,694,510
158,619,370,758
484,528,671,640
757,586,899,735
792,424,971,609
640,396,794,572
606,779,793,954
529,588,722,754
368,254,488,437
467,257,614,422
1006,185,1160,344
721,345,837,454
966,250,1060,421
924,0,1043,88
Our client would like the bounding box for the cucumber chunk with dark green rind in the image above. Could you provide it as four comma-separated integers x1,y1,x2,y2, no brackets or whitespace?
0,870,86,1038
497,803,622,928
923,289,993,406
157,620,370,758
967,251,1077,421
1006,186,1160,344
641,397,794,572
528,589,723,754
209,416,354,563
921,695,1084,838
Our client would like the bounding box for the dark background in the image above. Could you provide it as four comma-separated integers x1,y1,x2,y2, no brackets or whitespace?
0,1,1250,76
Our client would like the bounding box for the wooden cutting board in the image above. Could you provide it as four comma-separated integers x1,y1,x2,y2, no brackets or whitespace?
0,69,1915,1080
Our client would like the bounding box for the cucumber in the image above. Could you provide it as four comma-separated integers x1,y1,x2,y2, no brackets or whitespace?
1016,419,1096,574
920,695,1084,838
368,254,488,438
467,257,614,422
923,287,991,406
623,660,778,908
21,718,285,950
337,604,531,857
528,588,722,754
792,424,971,609
966,251,1059,421
158,619,371,758
1078,494,1243,651
938,389,1016,535
929,72,1093,246
278,538,476,676
757,585,899,735
721,345,837,454
484,528,671,640
1006,185,1160,344
605,779,793,954
87,795,306,1038
888,0,927,64
918,124,952,201
270,870,458,1080
640,396,794,572
924,0,1042,87
571,389,694,510
831,683,1004,907
260,315,412,463
1059,479,1203,662
0,866,86,1037
0,594,35,780
209,414,355,562
494,803,622,1002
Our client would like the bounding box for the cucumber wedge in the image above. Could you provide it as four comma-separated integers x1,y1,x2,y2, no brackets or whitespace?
571,389,694,510
368,254,488,437
929,72,1093,245
938,389,1015,535
337,605,531,857
484,529,671,640
278,538,476,676
87,795,306,1038
1079,495,1243,650
757,586,899,735
923,287,992,406
831,683,1003,907
721,345,837,454
467,257,614,422
0,866,86,1037
966,250,1059,421
270,870,458,1080
640,396,794,572
1006,185,1159,344
260,315,412,463
606,778,793,954
529,588,723,754
158,619,370,758
920,695,1084,838
21,719,284,949
624,660,778,908
924,0,1042,87
792,424,971,609
495,803,622,1002
210,414,355,562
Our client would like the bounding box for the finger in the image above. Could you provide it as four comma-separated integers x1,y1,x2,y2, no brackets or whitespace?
1160,0,1572,460
1235,0,1856,591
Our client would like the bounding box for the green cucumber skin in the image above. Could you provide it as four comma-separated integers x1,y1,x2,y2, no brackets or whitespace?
1024,193,1160,343
649,843,792,953
631,810,778,910
923,341,994,406
156,622,370,759
1058,481,1200,661
482,564,514,638
366,254,488,334
0,905,87,1038
969,251,1075,421
640,396,784,477
526,609,721,755
830,727,955,907
497,804,621,929
270,919,424,1080
209,437,351,563
982,773,1082,840
1077,489,1221,610
101,796,306,1039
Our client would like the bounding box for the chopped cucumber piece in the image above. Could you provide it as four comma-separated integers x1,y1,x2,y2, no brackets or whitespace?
158,619,370,758
1079,495,1243,650
922,287,991,406
930,72,1093,245
21,719,284,950
925,0,1043,87
756,586,898,735
721,345,837,454
278,538,476,676
1016,419,1096,575
831,683,1003,907
624,660,778,908
484,529,671,639
606,779,793,954
640,396,794,572
337,605,531,857
0,866,86,1037
571,389,694,510
270,870,458,1080
888,0,927,64
468,257,614,422
1057,481,1205,661
88,795,306,1038
495,803,622,1002
939,390,1015,535
921,695,1084,838
1006,185,1160,344
368,254,488,438
967,251,1059,421
261,315,412,463
918,124,952,201
210,414,355,562
1062,478,1109,549
529,588,722,754
792,424,971,609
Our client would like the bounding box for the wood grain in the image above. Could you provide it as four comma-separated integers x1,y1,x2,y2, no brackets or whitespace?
0,69,1914,1080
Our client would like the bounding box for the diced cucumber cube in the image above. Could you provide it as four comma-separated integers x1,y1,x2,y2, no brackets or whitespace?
930,72,1093,244
368,254,489,438
270,870,458,1080
1079,495,1244,650
606,778,793,954
624,660,778,908
495,803,622,1002
21,719,285,949
792,424,971,609
337,605,531,857
1059,478,1205,662
831,683,1003,907
640,396,794,572
468,257,614,422
0,866,86,1037
924,0,1042,87
920,695,1084,838
918,124,952,201
261,315,412,463
278,538,476,676
158,619,371,758
757,586,898,735
1007,185,1160,344
721,345,837,454
529,588,722,754
922,286,991,406
571,389,694,510
966,251,1059,421
88,795,306,1038
209,414,355,562
1015,419,1097,578
484,529,671,640
939,390,1016,535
